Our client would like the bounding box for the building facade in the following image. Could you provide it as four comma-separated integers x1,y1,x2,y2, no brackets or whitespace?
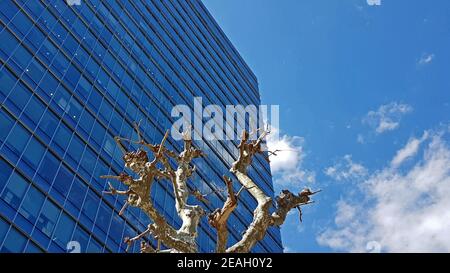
0,0,283,253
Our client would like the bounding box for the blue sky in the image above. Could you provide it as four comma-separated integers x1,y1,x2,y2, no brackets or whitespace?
203,0,450,252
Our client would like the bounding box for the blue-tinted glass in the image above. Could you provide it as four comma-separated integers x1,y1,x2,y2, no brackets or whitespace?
0,0,18,20
22,137,45,169
11,9,32,36
0,218,9,243
67,177,87,207
53,123,72,151
8,83,31,111
0,69,17,99
87,238,103,253
39,72,59,98
1,171,28,209
66,136,84,164
24,241,43,253
72,225,89,253
26,58,46,84
0,111,14,144
0,29,18,56
52,164,74,197
37,151,58,185
53,212,75,248
0,228,27,253
82,191,99,222
0,0,282,252
36,199,60,237
18,186,45,224
39,111,58,139
80,148,96,175
13,46,32,69
23,95,45,126
95,201,112,233
0,159,13,192
6,123,31,155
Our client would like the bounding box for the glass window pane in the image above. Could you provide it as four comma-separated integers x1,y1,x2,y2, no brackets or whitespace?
22,137,45,169
80,148,96,175
52,164,73,196
53,212,75,248
95,201,112,232
24,241,43,253
36,199,60,237
0,29,18,56
87,238,103,253
37,151,58,185
53,123,72,151
8,83,31,110
18,185,45,224
82,191,98,221
6,123,31,155
13,45,32,69
0,218,9,243
39,111,58,139
0,69,17,98
23,95,45,126
0,158,13,192
0,228,27,253
1,171,29,209
0,110,14,144
71,225,89,253
66,136,84,164
67,177,87,206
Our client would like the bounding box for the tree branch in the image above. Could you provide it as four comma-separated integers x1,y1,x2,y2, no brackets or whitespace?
208,175,238,253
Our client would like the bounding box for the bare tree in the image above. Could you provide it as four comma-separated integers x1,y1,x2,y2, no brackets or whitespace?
101,124,318,253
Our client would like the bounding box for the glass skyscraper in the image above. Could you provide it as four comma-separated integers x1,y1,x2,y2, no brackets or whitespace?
0,0,283,253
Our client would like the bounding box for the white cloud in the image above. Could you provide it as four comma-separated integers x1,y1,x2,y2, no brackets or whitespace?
367,0,381,6
391,131,428,168
418,53,435,66
324,155,368,182
265,128,315,187
318,131,450,252
363,102,413,134
334,200,357,226
357,134,365,144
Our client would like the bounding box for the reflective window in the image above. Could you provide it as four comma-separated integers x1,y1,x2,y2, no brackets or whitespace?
0,29,18,56
52,164,74,197
0,110,14,144
0,228,27,253
72,225,89,253
67,177,87,207
23,95,45,126
18,185,45,224
36,199,60,237
82,191,99,222
53,212,75,248
8,83,31,112
22,137,45,170
0,69,17,98
53,123,72,151
37,151,58,185
39,111,58,139
6,123,31,156
0,218,9,243
0,159,13,192
87,238,103,253
24,241,43,253
1,171,29,209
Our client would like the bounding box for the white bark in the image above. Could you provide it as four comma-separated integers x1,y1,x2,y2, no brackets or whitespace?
102,126,318,253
